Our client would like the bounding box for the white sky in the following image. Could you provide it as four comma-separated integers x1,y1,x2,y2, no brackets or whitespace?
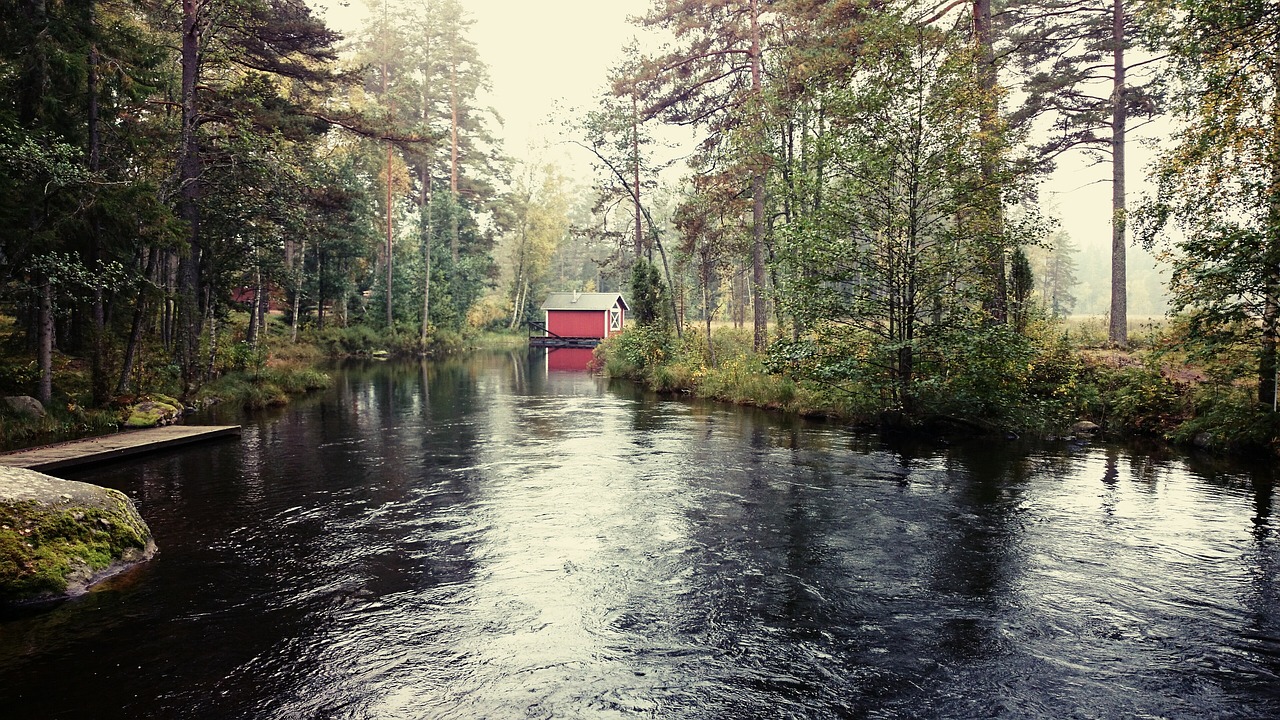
314,0,657,172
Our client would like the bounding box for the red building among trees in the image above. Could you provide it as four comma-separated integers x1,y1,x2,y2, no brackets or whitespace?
534,292,628,347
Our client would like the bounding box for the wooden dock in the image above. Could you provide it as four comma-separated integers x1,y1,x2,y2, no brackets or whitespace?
529,336,600,349
0,425,241,473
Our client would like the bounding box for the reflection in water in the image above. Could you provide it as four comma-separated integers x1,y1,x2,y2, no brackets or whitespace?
542,346,596,372
1,353,1278,719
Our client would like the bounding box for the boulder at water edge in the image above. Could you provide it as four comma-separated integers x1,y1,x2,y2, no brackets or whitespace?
125,394,184,428
0,466,156,607
3,395,46,419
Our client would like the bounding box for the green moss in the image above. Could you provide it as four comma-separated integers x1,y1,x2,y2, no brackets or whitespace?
123,394,185,428
0,496,149,604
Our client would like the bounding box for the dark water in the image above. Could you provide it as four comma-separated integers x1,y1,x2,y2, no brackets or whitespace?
2,353,1278,719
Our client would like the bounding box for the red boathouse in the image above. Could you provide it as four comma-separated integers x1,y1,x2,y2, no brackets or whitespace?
534,292,628,347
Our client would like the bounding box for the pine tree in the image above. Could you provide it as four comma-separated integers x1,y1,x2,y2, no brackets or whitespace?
1007,0,1162,346
627,0,770,350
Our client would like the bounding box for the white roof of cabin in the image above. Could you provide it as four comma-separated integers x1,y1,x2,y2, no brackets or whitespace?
540,292,629,312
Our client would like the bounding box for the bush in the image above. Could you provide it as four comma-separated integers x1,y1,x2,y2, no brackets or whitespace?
1089,362,1192,437
598,325,673,380
1172,384,1280,452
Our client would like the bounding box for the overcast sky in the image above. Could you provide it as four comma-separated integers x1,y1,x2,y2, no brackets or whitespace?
316,0,657,169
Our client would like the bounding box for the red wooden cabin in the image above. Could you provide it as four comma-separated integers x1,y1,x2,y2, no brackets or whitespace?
536,292,628,346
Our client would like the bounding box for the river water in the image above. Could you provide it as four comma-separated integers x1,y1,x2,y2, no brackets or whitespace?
2,352,1278,719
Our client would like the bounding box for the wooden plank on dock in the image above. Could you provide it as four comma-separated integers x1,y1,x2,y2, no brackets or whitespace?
0,425,241,473
529,336,600,349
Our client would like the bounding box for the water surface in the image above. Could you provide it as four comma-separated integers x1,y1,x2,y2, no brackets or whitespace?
2,352,1277,718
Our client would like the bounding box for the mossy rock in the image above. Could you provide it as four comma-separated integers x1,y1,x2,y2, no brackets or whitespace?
3,396,46,419
124,395,184,428
0,466,156,607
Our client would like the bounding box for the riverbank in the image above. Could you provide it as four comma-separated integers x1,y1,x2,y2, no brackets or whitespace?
0,319,526,451
595,322,1280,456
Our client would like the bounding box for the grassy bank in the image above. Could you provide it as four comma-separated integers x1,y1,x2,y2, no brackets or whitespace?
0,310,527,450
595,321,1280,455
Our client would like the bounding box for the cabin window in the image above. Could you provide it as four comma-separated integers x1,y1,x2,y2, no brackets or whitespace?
610,307,621,331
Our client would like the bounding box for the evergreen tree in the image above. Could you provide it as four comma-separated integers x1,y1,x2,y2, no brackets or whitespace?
626,0,770,350
1008,0,1163,345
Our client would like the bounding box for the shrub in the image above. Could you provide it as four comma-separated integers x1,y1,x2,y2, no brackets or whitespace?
1172,384,1280,453
1090,362,1192,437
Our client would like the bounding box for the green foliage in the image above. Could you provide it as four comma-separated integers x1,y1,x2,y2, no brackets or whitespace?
0,396,121,452
1138,0,1280,406
196,363,330,410
1173,384,1280,453
0,360,40,396
629,258,669,327
1088,363,1192,437
310,324,386,356
598,324,672,379
911,322,1084,433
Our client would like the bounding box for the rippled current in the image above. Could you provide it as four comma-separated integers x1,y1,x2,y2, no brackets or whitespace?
2,352,1278,719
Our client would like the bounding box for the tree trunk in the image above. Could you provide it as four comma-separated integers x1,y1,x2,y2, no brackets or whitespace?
421,197,432,345
1109,0,1128,346
87,2,109,405
703,265,715,368
206,311,218,381
973,0,1007,324
1260,58,1280,407
37,277,53,406
246,263,261,348
750,0,768,351
117,248,157,395
316,250,326,331
633,94,643,260
177,0,203,393
292,238,305,343
385,141,394,330
450,58,461,264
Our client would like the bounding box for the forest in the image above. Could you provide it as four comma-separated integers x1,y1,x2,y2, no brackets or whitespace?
1,0,1278,451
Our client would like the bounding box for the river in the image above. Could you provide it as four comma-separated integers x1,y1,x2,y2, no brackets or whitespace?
2,352,1278,719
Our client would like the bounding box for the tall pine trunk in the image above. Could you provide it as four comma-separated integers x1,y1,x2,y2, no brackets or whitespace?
749,0,768,351
974,0,1007,324
450,58,460,264
1259,56,1280,407
1109,0,1129,346
385,144,394,330
421,185,432,345
177,0,203,394
88,0,109,404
